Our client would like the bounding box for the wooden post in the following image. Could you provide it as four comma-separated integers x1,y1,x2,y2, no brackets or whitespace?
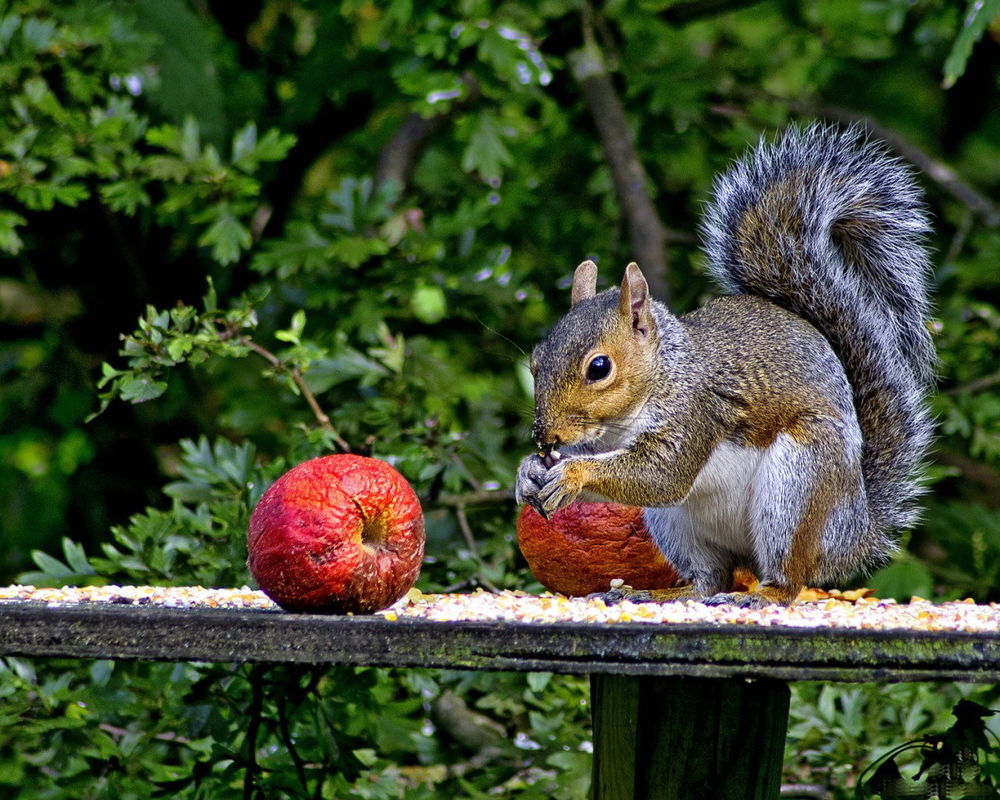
591,674,790,800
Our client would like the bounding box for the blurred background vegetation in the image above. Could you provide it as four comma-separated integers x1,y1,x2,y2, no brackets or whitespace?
1,0,998,797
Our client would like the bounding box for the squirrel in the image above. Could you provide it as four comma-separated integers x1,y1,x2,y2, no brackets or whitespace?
515,124,935,608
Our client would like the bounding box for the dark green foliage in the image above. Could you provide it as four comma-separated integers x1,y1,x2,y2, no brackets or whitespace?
943,0,1000,89
0,657,592,798
856,700,1000,799
2,0,999,795
788,686,1000,800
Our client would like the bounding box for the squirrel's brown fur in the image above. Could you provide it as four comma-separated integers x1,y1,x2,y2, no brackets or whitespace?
516,125,934,608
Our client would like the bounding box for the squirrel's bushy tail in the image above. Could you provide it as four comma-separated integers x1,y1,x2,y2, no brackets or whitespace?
701,124,934,531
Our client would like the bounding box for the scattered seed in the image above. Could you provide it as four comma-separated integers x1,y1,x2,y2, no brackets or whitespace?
0,584,996,632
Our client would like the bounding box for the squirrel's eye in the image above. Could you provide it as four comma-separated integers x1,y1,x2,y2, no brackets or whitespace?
586,355,612,381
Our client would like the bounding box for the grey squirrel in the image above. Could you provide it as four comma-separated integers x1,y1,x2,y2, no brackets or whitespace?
515,125,935,607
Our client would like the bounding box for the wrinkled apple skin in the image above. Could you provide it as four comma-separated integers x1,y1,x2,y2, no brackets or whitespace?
516,502,679,596
248,454,425,613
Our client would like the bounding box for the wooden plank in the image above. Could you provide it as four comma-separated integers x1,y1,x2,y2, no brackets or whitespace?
592,675,789,800
591,672,641,797
1,601,999,681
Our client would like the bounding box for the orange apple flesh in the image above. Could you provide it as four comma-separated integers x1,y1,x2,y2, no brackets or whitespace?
517,502,680,597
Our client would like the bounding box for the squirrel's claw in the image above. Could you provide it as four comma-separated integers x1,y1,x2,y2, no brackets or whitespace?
516,453,583,516
701,591,776,609
590,586,699,605
525,494,551,519
533,461,581,517
589,587,655,605
515,454,545,492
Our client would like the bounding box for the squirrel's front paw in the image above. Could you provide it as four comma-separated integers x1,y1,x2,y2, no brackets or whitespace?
533,458,590,517
516,454,592,518
515,454,549,512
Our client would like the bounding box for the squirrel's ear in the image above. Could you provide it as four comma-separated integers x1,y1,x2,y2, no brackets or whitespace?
571,260,598,306
620,262,654,338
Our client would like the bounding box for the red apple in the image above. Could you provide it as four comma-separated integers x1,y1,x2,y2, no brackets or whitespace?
516,502,680,596
248,454,425,613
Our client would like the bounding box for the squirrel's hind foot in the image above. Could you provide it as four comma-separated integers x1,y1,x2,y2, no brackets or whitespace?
589,583,801,608
590,585,698,605
701,585,800,608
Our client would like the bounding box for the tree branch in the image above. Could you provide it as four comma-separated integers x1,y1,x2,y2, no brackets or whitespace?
98,722,192,746
571,7,671,302
454,503,481,557
241,337,351,452
934,449,1000,495
453,504,501,593
375,113,447,193
277,693,310,795
435,489,515,507
434,472,509,592
943,209,974,267
943,371,1000,396
374,75,480,195
243,665,267,800
431,690,508,777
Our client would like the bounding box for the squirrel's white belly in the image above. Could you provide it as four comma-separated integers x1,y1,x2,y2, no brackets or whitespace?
644,440,763,564
685,440,763,551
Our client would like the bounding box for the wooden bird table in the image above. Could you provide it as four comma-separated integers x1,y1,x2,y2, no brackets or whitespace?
1,590,999,800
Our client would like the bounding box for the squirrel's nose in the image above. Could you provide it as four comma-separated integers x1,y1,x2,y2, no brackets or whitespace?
533,429,561,452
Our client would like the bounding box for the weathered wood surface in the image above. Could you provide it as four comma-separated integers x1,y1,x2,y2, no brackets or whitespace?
591,675,790,800
2,601,999,681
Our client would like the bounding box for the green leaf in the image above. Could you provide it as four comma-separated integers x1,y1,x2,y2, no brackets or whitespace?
868,558,935,602
21,17,55,51
0,15,21,54
23,76,50,105
301,349,389,394
327,235,390,268
461,112,512,180
29,549,75,578
162,479,214,504
0,210,26,254
275,309,306,344
252,221,331,276
231,124,295,170
199,211,252,265
545,750,592,799
231,122,258,164
411,284,447,324
52,183,90,206
119,375,168,404
144,153,189,182
61,538,95,575
179,115,201,162
100,179,150,214
943,0,1000,88
250,127,296,163
145,123,181,152
369,324,405,374
166,335,193,361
